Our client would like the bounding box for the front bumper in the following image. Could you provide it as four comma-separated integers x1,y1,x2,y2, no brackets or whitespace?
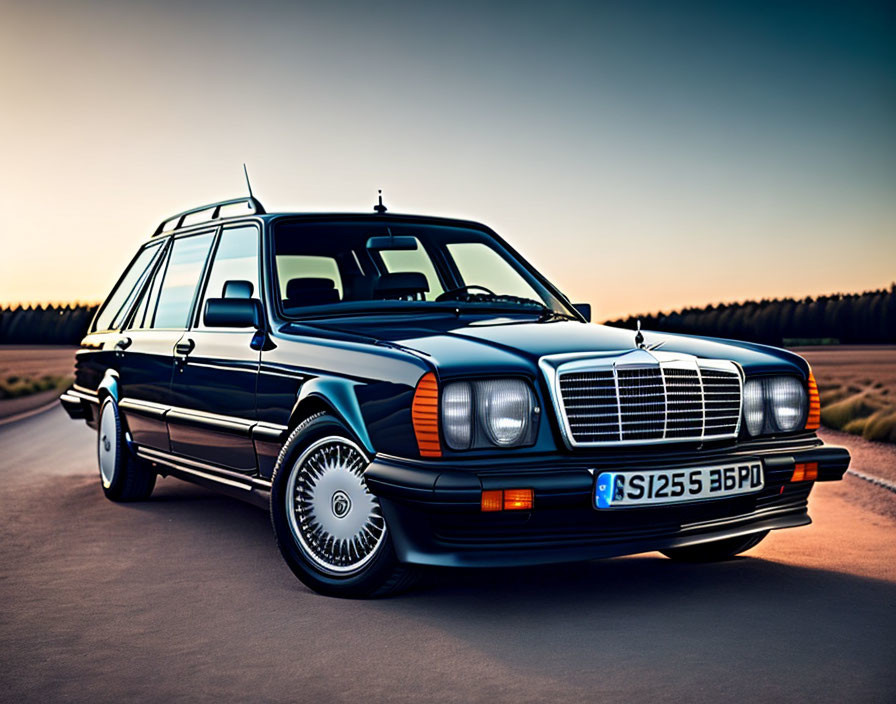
364,436,850,567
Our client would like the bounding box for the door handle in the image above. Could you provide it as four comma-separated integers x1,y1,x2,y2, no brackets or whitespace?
115,337,132,350
175,339,195,356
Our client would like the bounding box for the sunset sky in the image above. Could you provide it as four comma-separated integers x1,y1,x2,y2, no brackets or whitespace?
1,0,893,320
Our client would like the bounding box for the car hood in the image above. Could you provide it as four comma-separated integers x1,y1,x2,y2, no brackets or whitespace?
287,314,808,377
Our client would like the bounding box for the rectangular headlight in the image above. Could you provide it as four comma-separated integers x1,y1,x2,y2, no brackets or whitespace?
441,379,539,450
742,375,808,436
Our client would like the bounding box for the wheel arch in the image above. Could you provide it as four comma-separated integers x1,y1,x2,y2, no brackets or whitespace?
96,370,120,403
287,378,374,455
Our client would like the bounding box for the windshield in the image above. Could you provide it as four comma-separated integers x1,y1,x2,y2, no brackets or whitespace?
271,220,575,318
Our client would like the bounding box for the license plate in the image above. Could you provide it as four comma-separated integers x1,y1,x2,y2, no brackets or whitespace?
594,461,764,509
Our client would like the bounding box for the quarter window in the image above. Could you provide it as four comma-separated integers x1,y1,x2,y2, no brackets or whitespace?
92,242,163,333
152,232,215,329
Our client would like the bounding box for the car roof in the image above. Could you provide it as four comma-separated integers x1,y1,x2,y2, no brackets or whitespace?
151,203,495,241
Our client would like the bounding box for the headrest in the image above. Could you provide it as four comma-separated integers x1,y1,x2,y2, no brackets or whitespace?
286,277,336,300
222,280,254,299
374,272,429,296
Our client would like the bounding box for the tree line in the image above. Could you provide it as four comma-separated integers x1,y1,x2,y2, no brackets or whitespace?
0,304,99,344
606,285,896,345
1,285,894,345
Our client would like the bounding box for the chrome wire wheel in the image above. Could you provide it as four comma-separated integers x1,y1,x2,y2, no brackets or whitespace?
285,436,386,576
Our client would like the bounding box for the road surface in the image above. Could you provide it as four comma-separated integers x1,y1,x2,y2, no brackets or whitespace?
1,407,894,703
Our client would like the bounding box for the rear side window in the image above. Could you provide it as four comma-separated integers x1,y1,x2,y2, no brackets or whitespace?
92,242,163,333
152,232,215,329
128,244,170,330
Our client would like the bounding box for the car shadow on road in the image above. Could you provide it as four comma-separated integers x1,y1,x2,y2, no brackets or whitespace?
372,553,896,701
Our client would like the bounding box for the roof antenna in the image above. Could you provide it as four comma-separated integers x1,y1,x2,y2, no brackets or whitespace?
243,163,255,200
373,189,388,214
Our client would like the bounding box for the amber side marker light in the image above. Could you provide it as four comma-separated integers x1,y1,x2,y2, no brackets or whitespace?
791,462,818,482
412,372,441,458
480,489,534,512
806,371,821,430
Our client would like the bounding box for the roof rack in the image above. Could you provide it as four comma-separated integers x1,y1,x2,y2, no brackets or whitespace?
152,196,266,236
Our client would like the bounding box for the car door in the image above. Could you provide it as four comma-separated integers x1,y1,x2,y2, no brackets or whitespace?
167,224,262,472
118,230,216,451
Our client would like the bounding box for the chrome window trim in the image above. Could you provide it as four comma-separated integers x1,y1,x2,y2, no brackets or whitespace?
539,349,744,449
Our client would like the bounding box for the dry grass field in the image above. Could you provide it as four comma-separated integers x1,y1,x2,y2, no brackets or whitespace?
0,346,75,400
794,346,896,444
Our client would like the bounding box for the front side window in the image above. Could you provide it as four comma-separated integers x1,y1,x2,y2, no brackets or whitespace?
272,220,573,318
199,225,260,327
92,242,163,332
152,232,215,329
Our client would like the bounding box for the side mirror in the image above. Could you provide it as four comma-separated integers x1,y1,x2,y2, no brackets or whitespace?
573,303,592,322
204,298,263,328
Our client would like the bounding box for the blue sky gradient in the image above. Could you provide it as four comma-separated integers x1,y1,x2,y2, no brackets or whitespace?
1,0,893,318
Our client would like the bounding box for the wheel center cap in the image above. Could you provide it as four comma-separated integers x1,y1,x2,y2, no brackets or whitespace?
331,490,352,519
102,435,111,452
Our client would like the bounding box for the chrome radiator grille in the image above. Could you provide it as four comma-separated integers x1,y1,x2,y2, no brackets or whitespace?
544,352,743,447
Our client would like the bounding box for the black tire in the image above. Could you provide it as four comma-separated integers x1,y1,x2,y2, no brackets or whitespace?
660,531,769,563
97,397,156,502
270,412,420,598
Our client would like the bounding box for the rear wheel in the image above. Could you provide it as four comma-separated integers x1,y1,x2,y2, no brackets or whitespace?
661,531,769,563
270,413,419,598
97,397,156,502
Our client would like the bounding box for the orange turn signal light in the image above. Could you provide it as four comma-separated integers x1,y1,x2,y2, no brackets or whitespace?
791,462,818,482
805,370,821,431
480,488,534,512
503,488,534,510
412,372,441,458
481,490,503,512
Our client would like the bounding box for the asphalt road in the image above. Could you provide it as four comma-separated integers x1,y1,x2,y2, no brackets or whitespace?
1,407,894,703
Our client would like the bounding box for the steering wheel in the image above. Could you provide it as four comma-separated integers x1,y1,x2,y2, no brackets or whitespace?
435,285,496,302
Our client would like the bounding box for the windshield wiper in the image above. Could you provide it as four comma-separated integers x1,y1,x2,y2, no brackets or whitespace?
441,291,578,321
537,308,578,322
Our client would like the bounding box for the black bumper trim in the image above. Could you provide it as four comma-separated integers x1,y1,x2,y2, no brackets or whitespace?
364,443,851,507
380,499,811,568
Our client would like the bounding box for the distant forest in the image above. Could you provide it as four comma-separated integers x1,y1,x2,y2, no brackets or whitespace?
0,285,894,345
0,304,98,345
606,285,895,346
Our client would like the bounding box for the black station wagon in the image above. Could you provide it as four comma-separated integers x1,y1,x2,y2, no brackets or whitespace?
61,194,851,597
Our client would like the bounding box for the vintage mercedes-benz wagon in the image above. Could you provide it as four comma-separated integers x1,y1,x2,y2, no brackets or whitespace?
61,195,851,597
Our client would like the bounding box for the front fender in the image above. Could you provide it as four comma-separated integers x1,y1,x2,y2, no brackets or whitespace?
292,376,374,454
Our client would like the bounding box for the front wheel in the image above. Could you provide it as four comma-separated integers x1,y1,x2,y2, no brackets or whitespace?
270,413,419,598
97,397,156,502
661,531,769,563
